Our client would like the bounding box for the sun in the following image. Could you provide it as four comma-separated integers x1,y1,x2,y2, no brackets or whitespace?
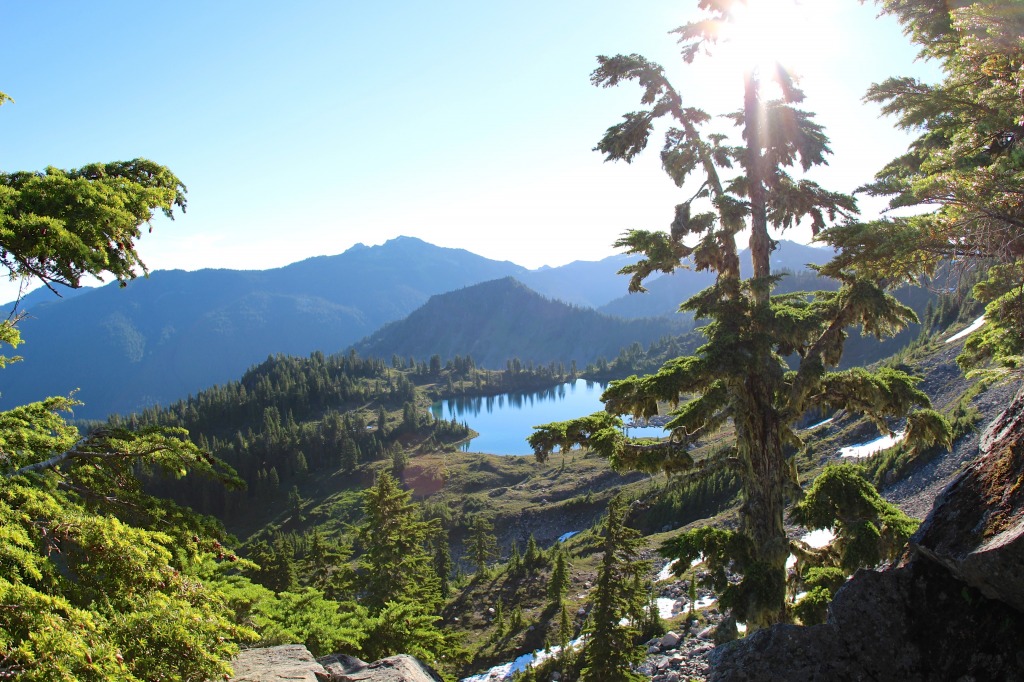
711,0,842,86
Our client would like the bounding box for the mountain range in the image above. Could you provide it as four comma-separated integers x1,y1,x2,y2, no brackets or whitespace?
1,236,835,419
352,277,687,368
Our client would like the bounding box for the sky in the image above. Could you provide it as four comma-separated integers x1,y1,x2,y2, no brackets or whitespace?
0,1,940,301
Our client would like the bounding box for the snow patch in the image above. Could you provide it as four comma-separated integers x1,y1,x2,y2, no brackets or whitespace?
557,531,579,543
805,417,834,430
460,639,585,681
787,528,836,569
802,527,836,549
945,315,986,344
839,431,904,459
656,594,717,620
656,555,703,582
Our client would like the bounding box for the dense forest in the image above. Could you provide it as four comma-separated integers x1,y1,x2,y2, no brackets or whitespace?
116,350,582,526
2,1,1023,681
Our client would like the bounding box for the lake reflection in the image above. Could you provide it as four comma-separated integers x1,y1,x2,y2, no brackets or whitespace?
430,378,665,456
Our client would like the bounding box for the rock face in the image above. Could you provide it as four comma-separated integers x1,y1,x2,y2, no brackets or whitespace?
226,647,441,682
706,560,1024,681
706,384,1024,682
319,653,443,682
912,384,1024,612
228,645,328,681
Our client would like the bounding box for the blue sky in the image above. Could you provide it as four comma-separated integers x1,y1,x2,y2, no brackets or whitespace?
1,1,938,300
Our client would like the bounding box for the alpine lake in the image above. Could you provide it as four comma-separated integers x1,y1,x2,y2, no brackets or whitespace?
429,378,666,456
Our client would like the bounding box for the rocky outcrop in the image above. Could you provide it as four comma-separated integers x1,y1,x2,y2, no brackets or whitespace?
227,645,329,681
706,559,1024,681
319,653,443,682
706,383,1024,682
225,646,441,682
912,384,1024,612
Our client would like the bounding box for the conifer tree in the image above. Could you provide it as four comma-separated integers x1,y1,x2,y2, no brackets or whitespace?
547,546,571,607
0,95,249,680
433,528,453,600
558,601,574,651
355,471,440,611
530,0,951,629
852,0,1024,372
579,496,648,682
508,540,523,574
466,514,499,576
510,604,525,632
524,532,543,569
790,462,919,573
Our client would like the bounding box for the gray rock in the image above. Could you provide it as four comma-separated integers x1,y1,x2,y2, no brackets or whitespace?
228,645,329,681
324,654,443,682
318,654,368,679
659,631,682,649
226,648,442,682
912,384,1024,612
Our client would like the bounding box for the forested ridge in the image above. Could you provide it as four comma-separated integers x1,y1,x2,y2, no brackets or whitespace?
118,349,584,528
3,0,1024,680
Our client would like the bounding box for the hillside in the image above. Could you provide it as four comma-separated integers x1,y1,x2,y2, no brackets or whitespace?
350,277,688,368
598,240,837,319
0,239,653,420
0,238,524,419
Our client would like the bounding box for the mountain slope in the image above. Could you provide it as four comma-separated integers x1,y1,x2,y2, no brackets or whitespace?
0,237,527,418
517,254,639,308
599,240,837,318
351,277,687,368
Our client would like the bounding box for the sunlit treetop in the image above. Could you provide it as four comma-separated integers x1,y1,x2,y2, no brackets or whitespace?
0,91,187,295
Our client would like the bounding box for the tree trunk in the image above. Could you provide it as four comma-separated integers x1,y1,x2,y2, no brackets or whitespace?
736,374,790,630
744,71,771,303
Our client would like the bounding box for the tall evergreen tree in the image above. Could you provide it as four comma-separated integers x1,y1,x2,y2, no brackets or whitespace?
465,515,498,575
433,528,453,600
355,472,440,611
530,0,950,629
547,546,571,607
579,496,648,682
524,533,544,570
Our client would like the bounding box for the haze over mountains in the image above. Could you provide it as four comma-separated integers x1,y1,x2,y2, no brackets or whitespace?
352,277,687,368
1,236,833,419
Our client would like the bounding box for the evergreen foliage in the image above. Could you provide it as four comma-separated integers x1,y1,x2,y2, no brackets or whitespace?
530,0,952,630
355,472,440,611
790,463,919,573
0,102,250,680
352,472,455,667
120,352,472,524
850,0,1024,373
579,496,648,682
433,528,454,600
547,546,571,607
466,515,499,575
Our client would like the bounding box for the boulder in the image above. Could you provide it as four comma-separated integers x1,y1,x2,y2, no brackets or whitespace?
912,384,1024,612
228,645,329,681
707,560,1024,681
659,631,682,649
318,654,443,682
226,648,441,682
